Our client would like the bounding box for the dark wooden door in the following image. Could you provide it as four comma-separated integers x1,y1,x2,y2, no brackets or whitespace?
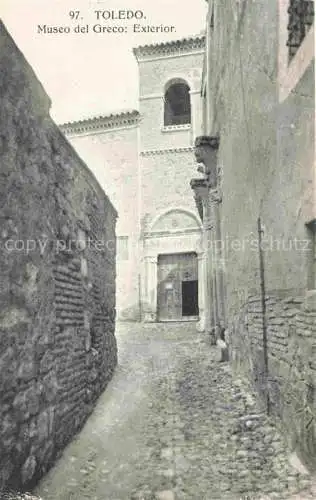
157,253,198,321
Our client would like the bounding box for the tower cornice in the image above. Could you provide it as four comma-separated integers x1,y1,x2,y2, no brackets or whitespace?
59,110,140,135
133,34,206,61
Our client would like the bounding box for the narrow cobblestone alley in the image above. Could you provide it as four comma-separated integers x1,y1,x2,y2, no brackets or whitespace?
34,323,315,500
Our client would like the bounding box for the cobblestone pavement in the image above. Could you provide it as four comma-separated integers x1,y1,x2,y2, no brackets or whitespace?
34,322,315,500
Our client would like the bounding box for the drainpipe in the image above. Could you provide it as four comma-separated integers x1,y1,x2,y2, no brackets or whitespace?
257,217,270,415
205,194,217,344
138,272,142,322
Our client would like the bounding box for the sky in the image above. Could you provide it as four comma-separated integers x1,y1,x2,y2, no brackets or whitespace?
2,0,207,123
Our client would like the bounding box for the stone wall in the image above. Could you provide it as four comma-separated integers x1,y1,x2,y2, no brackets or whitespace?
205,0,314,310
201,0,315,469
0,21,117,493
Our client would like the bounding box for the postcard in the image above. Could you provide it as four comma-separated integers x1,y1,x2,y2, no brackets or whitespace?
0,1,315,499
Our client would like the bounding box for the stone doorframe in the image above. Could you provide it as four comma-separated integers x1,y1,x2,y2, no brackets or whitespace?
140,208,205,323
142,249,206,323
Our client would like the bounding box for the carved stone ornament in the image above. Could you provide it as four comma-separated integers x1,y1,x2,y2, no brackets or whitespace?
194,135,220,189
209,187,222,204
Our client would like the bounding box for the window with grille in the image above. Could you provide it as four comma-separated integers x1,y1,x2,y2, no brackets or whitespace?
117,236,129,261
287,0,314,60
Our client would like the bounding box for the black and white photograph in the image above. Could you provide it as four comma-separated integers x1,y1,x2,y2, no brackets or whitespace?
0,0,315,498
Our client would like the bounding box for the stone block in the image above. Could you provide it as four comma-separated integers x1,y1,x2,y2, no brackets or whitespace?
37,408,54,440
303,291,316,312
42,373,58,403
0,414,18,449
80,257,88,277
39,350,54,374
21,455,37,485
217,339,229,362
155,490,175,500
13,386,41,421
17,353,37,382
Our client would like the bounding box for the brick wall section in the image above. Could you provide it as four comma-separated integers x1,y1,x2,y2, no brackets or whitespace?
229,292,316,469
0,21,117,493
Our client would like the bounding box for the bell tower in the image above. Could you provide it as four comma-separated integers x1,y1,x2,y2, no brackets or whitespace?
133,36,206,322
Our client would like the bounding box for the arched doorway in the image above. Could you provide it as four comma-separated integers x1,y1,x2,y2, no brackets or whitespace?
142,208,204,322
157,252,199,321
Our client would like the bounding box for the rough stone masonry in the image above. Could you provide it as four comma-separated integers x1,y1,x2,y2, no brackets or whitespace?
0,20,118,493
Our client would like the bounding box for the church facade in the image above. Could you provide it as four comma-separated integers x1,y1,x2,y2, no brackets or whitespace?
60,36,206,322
